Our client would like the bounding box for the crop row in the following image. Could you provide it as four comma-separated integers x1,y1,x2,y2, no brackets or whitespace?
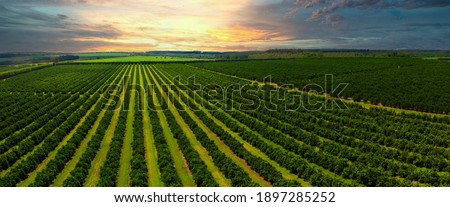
62,66,129,186
156,64,359,186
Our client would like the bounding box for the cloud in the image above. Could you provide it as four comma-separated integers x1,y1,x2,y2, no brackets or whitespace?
57,14,69,20
0,0,88,6
290,0,450,24
285,7,300,18
294,0,331,8
0,0,261,52
0,0,449,52
0,4,123,52
0,6,64,28
236,0,450,50
401,0,450,9
402,22,450,27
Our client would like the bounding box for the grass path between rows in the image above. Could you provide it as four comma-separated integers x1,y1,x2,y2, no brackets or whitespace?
138,67,163,186
148,65,231,187
117,66,137,186
84,66,132,186
155,65,312,186
180,65,360,185
152,65,270,186
17,96,103,186
142,65,195,187
0,95,83,177
184,65,438,187
187,64,450,119
52,65,128,186
19,66,125,187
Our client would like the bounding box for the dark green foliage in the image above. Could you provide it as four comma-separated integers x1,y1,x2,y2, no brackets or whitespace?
0,64,52,80
153,66,300,186
190,58,450,114
97,70,132,187
151,69,219,187
0,94,81,172
158,63,450,187
0,64,119,94
0,93,61,142
28,65,125,186
1,62,450,188
0,92,49,123
30,94,102,186
130,70,149,187
0,94,92,186
62,67,128,187
143,68,183,187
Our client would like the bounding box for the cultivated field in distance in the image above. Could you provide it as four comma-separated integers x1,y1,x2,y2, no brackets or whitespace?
0,57,449,187
80,56,212,63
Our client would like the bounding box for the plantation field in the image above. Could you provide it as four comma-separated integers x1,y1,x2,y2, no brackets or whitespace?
0,63,53,80
81,56,211,63
190,58,450,114
76,52,130,59
0,63,51,74
0,54,59,65
0,62,450,187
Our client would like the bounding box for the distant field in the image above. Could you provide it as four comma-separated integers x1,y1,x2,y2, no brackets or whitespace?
0,65,19,73
77,52,130,57
423,57,450,61
189,57,450,114
81,56,211,63
76,52,130,60
0,53,130,65
0,54,58,65
0,63,50,73
0,63,53,79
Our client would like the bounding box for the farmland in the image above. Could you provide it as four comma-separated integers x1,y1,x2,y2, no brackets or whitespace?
0,53,131,65
190,58,450,114
81,56,212,63
0,63,54,80
0,58,450,187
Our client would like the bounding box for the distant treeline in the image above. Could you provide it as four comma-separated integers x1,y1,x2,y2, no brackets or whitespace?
249,49,450,59
0,54,17,58
57,55,79,62
143,49,450,60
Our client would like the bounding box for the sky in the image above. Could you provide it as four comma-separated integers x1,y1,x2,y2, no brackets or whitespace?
0,0,449,52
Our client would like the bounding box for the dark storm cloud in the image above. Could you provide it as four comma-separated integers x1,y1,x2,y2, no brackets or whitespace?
401,0,450,9
239,0,450,49
402,22,450,27
0,3,122,52
290,0,450,23
0,5,79,30
57,14,69,20
0,29,101,52
0,0,88,6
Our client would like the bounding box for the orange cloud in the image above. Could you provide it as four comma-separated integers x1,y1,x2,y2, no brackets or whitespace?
208,24,293,42
43,0,295,51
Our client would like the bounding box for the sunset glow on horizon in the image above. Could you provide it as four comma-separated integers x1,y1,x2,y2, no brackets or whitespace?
0,0,449,52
